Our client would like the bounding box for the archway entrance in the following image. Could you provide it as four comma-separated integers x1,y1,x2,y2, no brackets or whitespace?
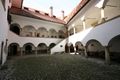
8,43,20,56
37,43,48,54
108,35,120,63
86,39,104,59
10,23,20,35
23,43,35,55
75,41,84,55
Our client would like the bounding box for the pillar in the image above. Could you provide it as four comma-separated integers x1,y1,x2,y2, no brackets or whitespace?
74,45,76,54
105,46,110,64
35,47,38,56
84,46,88,57
81,16,86,30
82,20,86,30
20,47,23,56
73,27,76,34
99,7,105,23
72,24,76,34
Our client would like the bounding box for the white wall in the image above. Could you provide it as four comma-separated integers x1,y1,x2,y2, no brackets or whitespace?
8,31,63,47
51,17,120,54
0,0,9,64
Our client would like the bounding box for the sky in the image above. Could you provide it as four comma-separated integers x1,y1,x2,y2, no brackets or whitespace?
23,0,81,18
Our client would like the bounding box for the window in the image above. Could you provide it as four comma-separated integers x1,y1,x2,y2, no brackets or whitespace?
1,0,6,11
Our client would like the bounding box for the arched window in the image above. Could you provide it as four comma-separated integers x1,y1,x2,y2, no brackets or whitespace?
10,23,21,35
37,27,47,38
58,30,65,38
22,25,36,37
48,29,58,38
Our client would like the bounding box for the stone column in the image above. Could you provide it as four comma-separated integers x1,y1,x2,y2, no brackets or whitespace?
99,7,106,23
20,28,22,36
81,16,86,31
35,47,38,56
74,45,76,54
20,47,23,56
73,27,76,34
72,24,76,34
105,46,110,64
82,20,86,30
68,46,70,54
84,46,88,57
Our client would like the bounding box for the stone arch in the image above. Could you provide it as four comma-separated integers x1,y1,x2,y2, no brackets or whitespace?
75,41,84,55
10,23,21,35
23,43,35,55
8,43,20,56
37,43,48,54
86,39,104,59
108,35,120,62
37,27,48,37
21,25,36,37
48,28,58,38
58,30,65,38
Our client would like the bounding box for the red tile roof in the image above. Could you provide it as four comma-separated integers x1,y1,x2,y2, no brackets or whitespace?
10,7,66,24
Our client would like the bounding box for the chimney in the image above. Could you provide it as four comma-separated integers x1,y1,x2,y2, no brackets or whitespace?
49,6,53,17
61,10,64,20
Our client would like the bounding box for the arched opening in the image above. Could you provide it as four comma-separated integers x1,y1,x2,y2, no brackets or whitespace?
10,23,20,35
65,43,69,53
86,39,104,59
23,43,35,55
21,25,36,37
58,30,65,38
37,27,48,38
48,29,58,38
75,41,84,55
8,43,20,56
37,43,48,54
108,35,120,63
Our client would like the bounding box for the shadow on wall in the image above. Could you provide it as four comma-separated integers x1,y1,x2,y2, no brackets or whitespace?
108,35,120,63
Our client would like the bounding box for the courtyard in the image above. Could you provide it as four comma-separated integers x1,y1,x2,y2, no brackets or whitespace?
0,54,120,80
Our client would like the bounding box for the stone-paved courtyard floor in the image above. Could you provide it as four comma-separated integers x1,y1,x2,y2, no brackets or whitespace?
0,54,120,80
